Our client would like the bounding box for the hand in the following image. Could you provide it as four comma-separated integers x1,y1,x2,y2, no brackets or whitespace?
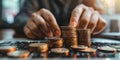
69,4,107,35
24,9,61,39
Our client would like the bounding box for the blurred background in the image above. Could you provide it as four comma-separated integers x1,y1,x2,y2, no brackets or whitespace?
0,0,24,28
0,0,120,32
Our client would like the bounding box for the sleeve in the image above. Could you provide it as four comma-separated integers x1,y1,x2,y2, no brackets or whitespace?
13,0,40,34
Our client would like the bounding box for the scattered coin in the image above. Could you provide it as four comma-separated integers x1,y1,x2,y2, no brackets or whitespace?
7,50,30,58
110,45,120,49
50,48,69,54
0,46,16,53
98,46,116,52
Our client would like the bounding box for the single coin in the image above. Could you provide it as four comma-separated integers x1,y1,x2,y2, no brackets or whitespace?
0,46,16,53
71,45,88,50
61,26,76,31
7,50,30,58
50,48,69,54
79,48,96,53
110,45,120,49
46,37,62,40
98,46,116,52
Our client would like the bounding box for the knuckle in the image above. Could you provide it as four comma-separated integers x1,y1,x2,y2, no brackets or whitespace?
40,8,46,12
92,14,99,22
72,8,83,16
79,4,85,7
94,11,99,14
24,27,30,37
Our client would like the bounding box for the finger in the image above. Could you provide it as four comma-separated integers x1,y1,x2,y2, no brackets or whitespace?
77,8,92,29
87,11,99,33
32,13,51,36
24,26,36,39
38,8,61,37
69,4,88,27
26,19,46,38
93,14,107,35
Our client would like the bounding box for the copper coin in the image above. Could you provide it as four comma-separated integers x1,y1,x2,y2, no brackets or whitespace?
79,48,96,53
50,48,69,54
77,29,91,47
29,43,48,53
0,46,16,53
61,26,76,31
71,45,88,50
7,50,30,58
47,37,63,48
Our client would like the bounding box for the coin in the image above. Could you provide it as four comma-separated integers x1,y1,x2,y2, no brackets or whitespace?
61,26,78,49
0,46,16,53
79,48,96,53
110,45,120,49
7,50,30,58
64,37,78,48
98,46,116,52
29,43,48,53
50,48,69,54
61,26,76,31
47,37,63,48
71,45,88,50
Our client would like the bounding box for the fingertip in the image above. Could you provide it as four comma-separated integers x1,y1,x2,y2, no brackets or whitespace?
92,18,107,35
55,30,61,37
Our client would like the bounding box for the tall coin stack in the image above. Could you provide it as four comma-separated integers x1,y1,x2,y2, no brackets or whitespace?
77,29,91,47
61,26,78,49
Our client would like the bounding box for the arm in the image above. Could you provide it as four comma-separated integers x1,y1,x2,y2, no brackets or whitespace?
14,0,39,34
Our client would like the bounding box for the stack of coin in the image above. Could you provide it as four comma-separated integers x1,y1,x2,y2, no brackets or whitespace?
29,43,48,53
47,37,63,48
61,26,78,48
77,29,91,47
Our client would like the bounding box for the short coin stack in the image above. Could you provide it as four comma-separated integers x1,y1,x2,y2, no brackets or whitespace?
61,26,78,48
77,29,91,47
29,43,48,53
47,37,63,48
46,37,69,56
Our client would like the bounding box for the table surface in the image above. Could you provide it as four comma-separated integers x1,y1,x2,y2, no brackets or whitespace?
0,29,120,60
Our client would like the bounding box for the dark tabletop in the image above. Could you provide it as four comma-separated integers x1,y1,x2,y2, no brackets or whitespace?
0,29,120,60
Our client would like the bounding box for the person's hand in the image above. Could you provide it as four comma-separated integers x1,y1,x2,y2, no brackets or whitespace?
69,4,107,35
24,9,61,39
